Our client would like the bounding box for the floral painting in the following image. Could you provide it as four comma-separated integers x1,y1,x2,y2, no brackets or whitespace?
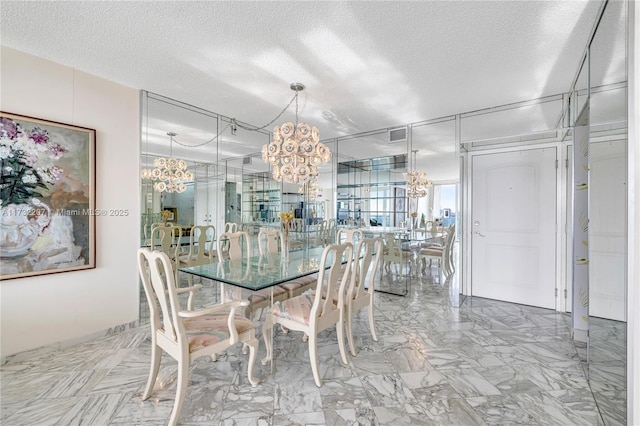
0,112,95,280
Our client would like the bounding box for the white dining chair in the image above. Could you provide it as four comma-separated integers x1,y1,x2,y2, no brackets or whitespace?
337,227,363,245
258,228,315,298
137,248,259,426
216,230,249,261
419,224,455,276
257,228,284,256
246,229,290,316
150,223,182,281
178,225,216,286
310,219,328,247
345,237,383,356
381,232,413,276
262,242,354,387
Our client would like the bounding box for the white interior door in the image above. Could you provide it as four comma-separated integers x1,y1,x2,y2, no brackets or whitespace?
471,148,557,309
589,139,626,321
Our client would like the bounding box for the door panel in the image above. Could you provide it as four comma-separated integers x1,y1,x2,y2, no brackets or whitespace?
472,148,557,309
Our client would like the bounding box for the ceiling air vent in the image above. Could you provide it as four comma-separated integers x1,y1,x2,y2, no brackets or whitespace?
388,127,407,144
243,156,252,165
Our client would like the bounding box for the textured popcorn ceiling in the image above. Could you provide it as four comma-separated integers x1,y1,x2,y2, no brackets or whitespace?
0,0,603,176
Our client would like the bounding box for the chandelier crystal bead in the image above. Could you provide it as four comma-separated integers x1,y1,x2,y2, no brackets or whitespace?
141,132,194,193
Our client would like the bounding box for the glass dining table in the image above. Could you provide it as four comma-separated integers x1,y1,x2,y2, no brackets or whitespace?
180,246,330,376
179,246,326,292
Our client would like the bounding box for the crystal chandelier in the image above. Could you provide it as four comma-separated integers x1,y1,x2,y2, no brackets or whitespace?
262,83,331,184
407,150,431,198
141,132,194,193
298,178,322,200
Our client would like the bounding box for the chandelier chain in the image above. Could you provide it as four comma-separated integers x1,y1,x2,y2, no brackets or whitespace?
169,122,233,148
161,90,299,148
234,93,298,132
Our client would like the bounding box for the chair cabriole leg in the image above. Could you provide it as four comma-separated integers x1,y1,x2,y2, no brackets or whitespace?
143,343,162,399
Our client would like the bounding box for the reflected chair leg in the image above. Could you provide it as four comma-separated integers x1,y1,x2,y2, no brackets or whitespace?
143,343,162,399
309,333,322,387
246,336,259,387
186,273,194,289
261,314,273,366
169,357,190,426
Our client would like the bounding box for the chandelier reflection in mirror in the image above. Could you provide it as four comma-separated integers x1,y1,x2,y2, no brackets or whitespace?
262,83,331,184
141,132,194,193
407,149,431,198
298,178,322,200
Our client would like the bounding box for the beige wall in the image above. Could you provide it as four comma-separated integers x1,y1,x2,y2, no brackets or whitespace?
0,47,141,358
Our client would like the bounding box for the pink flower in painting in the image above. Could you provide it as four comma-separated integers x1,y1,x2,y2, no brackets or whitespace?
0,117,67,207
0,117,19,139
30,127,50,144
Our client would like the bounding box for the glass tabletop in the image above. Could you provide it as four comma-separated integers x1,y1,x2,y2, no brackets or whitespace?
180,246,328,291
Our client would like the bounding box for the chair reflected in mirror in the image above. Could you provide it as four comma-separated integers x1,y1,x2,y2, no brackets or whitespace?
178,225,216,286
381,233,413,277
419,224,456,278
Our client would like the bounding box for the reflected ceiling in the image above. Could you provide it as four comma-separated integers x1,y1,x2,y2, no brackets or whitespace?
1,1,605,182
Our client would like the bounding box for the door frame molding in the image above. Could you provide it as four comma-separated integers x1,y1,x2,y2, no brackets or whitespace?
462,141,569,312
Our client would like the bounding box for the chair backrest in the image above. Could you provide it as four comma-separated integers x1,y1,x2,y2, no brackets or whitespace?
316,219,330,245
326,219,337,244
315,219,327,240
258,228,284,256
186,225,216,262
349,237,383,300
382,232,403,262
143,221,165,245
290,218,304,233
217,230,250,261
137,248,185,348
312,242,354,322
150,224,181,258
442,224,456,254
429,222,440,238
337,228,363,245
224,222,238,233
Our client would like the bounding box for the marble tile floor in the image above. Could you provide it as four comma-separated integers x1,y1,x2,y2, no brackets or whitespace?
1,271,623,425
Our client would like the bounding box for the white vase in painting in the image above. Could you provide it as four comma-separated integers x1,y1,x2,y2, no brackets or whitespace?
0,198,52,258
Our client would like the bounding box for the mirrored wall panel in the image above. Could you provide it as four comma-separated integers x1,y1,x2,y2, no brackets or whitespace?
587,0,627,423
